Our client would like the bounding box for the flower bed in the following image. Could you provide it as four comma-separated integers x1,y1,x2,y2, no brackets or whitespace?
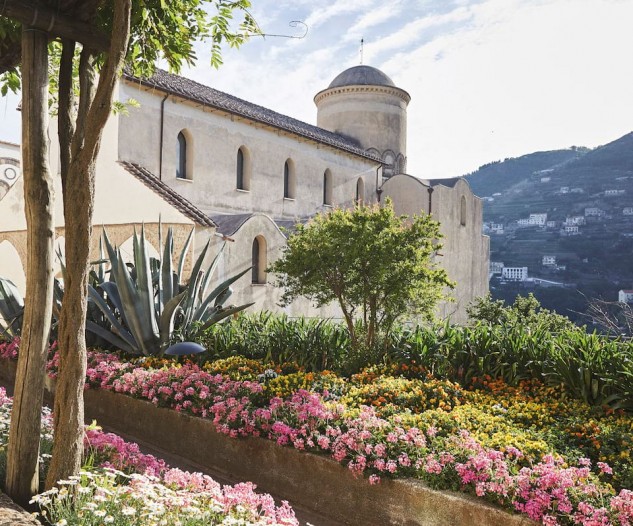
0,385,298,525
2,339,633,525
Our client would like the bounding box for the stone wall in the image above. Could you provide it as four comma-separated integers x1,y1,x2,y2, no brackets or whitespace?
0,360,534,526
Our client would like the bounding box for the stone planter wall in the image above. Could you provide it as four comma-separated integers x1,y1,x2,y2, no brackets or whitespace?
0,360,534,526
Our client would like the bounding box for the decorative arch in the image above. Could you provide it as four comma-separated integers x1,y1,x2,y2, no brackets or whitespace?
283,158,296,199
0,240,26,294
176,129,194,180
251,235,267,284
382,149,396,178
237,146,252,191
460,195,467,226
0,158,21,194
356,177,365,205
54,236,66,279
119,236,160,267
323,169,333,206
0,181,9,201
395,153,406,175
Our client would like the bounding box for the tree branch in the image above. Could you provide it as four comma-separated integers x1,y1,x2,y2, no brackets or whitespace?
1,0,109,51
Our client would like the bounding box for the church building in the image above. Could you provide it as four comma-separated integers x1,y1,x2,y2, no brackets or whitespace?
0,64,489,323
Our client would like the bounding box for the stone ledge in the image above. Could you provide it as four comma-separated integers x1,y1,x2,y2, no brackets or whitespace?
0,359,535,526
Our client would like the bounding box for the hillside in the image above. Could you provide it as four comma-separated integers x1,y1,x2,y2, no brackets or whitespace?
464,132,633,324
464,148,587,197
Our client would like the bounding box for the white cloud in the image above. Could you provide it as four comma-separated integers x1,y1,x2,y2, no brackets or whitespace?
304,0,377,29
363,6,473,63
343,2,406,42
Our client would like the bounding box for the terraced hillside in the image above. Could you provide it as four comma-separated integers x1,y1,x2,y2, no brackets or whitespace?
464,132,633,323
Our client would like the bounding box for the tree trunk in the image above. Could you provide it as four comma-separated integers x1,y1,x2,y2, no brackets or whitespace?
5,27,53,506
45,0,132,489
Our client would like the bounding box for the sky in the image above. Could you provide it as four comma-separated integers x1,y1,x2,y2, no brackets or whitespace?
1,0,632,178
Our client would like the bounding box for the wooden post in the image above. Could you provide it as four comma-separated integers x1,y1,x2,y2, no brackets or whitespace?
5,25,55,506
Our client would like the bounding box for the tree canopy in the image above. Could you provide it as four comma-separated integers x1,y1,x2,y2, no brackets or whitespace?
270,199,453,350
0,0,259,503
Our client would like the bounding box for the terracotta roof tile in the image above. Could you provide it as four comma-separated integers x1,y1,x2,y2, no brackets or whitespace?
123,70,382,163
119,161,216,227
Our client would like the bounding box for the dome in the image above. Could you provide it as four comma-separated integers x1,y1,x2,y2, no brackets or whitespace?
327,65,396,89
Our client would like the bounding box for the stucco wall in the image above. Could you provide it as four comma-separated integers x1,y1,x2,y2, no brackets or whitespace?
315,86,409,166
382,175,490,323
117,82,380,219
198,215,340,319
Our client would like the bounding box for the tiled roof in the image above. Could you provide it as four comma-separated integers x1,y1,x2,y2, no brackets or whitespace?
422,177,463,188
119,161,216,227
209,213,307,237
123,70,381,163
209,213,253,236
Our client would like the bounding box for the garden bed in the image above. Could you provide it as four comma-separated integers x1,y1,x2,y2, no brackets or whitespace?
0,358,533,526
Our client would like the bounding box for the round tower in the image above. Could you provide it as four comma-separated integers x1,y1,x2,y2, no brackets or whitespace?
314,65,411,178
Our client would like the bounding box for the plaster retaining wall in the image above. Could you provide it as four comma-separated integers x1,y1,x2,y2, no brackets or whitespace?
0,360,534,526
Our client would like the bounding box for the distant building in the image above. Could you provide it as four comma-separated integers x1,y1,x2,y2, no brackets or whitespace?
546,220,557,228
623,207,633,216
542,256,557,266
540,177,551,183
529,213,548,226
570,187,584,194
560,186,569,194
565,216,585,226
605,189,625,196
517,219,530,226
563,225,579,235
585,207,604,217
483,222,504,234
618,290,633,304
490,261,504,274
502,267,528,281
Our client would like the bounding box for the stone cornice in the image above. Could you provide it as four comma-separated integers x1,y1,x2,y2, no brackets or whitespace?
314,84,411,105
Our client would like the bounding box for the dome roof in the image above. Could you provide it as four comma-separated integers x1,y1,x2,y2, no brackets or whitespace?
328,65,396,89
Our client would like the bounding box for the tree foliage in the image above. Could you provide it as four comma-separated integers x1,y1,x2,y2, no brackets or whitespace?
0,0,259,500
270,200,453,350
467,293,577,333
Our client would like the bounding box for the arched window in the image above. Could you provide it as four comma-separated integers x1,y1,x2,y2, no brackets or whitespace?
237,147,251,191
323,169,333,206
251,236,267,284
283,159,296,199
176,131,187,179
460,196,467,226
355,178,365,205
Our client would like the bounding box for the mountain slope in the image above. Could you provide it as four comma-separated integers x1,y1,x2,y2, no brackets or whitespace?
463,132,633,324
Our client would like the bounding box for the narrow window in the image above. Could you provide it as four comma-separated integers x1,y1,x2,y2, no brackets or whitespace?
283,159,296,199
176,132,187,179
251,236,267,284
251,237,259,283
323,169,332,206
236,147,251,191
283,161,290,198
237,148,245,190
460,196,467,226
356,177,365,205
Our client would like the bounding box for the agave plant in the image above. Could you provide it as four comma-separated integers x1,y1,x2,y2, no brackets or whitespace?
87,225,253,356
0,277,24,340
